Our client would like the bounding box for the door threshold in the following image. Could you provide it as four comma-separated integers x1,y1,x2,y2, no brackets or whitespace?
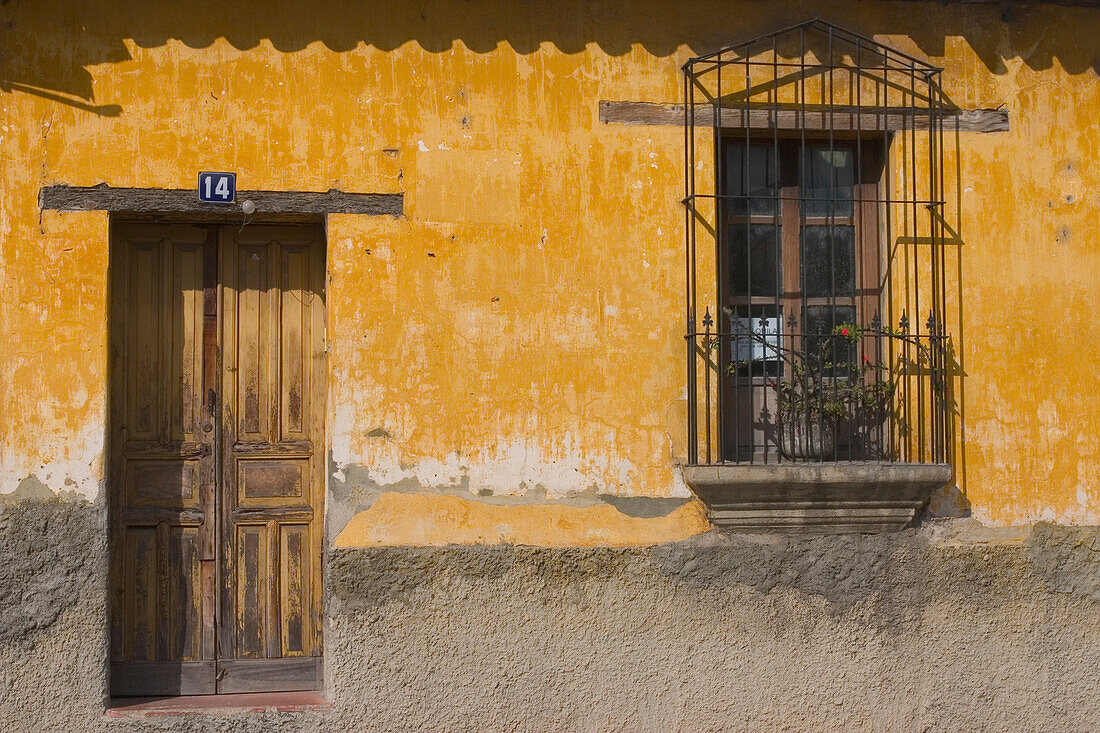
106,691,329,718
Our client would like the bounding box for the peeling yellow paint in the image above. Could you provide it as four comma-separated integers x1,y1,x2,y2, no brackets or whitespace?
334,492,711,547
1,2,1098,526
414,149,523,224
0,210,108,501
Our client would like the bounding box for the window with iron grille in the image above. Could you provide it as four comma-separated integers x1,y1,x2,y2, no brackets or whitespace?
683,19,952,467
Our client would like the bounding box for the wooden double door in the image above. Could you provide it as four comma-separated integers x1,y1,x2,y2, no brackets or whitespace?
109,223,325,696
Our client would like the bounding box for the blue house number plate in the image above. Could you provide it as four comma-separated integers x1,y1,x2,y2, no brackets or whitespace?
198,171,236,203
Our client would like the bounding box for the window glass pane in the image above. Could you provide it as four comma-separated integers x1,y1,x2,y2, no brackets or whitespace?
802,146,854,217
729,224,779,297
727,304,781,376
801,225,855,297
725,143,777,216
802,305,857,334
802,305,857,375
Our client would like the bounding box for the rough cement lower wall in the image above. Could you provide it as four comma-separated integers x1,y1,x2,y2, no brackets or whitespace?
0,499,110,730
1,499,1097,732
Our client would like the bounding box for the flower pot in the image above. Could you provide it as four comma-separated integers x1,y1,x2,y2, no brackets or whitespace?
777,418,837,460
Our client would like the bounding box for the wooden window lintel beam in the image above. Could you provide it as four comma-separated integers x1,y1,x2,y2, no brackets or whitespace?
599,101,1009,133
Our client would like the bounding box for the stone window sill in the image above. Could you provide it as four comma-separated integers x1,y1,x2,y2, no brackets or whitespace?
682,462,952,533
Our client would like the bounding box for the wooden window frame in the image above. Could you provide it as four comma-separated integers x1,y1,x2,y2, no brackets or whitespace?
717,135,887,461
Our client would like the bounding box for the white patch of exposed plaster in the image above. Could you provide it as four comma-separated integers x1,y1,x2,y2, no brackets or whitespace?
331,400,357,467
417,140,429,152
483,440,577,496
330,422,657,498
668,466,691,498
466,438,612,497
616,457,636,487
372,242,393,262
371,452,466,490
0,416,104,500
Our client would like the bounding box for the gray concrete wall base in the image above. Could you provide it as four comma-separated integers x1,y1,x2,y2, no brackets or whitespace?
1,499,1097,732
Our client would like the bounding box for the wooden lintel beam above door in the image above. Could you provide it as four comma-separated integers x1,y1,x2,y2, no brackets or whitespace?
40,184,403,218
599,100,1010,133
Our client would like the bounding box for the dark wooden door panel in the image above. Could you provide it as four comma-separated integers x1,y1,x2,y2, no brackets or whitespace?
218,225,325,687
110,224,218,696
216,658,323,695
110,662,217,697
118,524,206,662
111,223,324,697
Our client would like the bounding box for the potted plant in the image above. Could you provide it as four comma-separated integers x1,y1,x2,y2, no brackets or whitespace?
727,320,897,460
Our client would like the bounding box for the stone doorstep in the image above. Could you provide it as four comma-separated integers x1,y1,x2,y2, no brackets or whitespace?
683,462,953,532
105,691,329,718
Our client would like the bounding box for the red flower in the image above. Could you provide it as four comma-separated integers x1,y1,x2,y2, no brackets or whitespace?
840,328,850,336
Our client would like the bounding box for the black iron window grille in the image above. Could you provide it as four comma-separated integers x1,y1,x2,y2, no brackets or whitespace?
683,19,951,466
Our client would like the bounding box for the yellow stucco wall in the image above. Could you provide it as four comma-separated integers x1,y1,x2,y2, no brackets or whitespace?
1,0,1097,530
333,492,711,547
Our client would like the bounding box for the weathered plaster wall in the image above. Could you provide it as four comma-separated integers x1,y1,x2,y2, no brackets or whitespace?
1,0,1098,529
0,211,109,502
324,524,1100,732
332,491,709,547
1,502,1097,731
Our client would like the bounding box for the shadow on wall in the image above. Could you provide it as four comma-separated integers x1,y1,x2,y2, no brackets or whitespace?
2,0,1100,115
938,136,971,518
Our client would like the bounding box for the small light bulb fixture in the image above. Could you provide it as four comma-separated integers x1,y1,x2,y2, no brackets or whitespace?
241,199,256,215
